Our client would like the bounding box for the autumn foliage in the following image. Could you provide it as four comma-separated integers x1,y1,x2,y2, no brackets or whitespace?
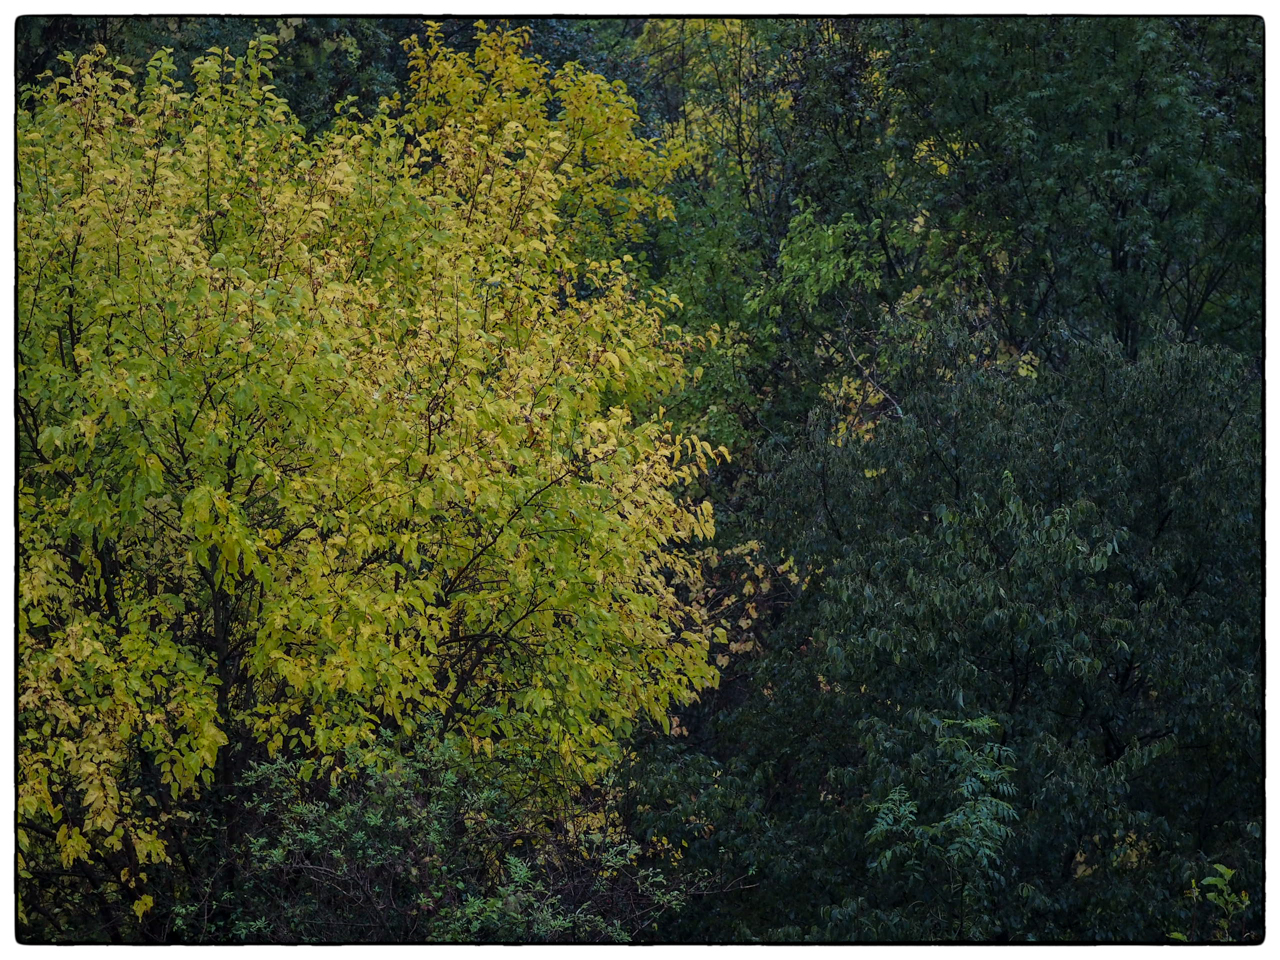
16,15,1262,944
18,26,724,921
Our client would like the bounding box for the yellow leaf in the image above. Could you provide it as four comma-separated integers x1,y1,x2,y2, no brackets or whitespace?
132,894,154,920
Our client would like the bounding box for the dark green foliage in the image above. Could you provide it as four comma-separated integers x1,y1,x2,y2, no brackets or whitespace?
22,736,691,944
776,17,1263,355
164,739,690,943
620,20,1264,936
16,16,419,132
631,325,1261,941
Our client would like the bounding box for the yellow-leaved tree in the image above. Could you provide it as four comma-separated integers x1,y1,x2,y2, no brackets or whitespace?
18,25,724,918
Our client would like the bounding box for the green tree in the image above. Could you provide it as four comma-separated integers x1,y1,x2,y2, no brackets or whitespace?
630,323,1261,941
774,17,1263,356
637,19,803,454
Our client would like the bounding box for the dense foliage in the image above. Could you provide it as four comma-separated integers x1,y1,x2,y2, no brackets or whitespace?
630,323,1261,941
17,27,720,939
17,15,1263,943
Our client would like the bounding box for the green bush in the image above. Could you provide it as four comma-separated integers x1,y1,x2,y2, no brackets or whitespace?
166,735,691,942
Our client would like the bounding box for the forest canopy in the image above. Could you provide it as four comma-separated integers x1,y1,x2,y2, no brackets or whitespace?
15,16,1263,944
